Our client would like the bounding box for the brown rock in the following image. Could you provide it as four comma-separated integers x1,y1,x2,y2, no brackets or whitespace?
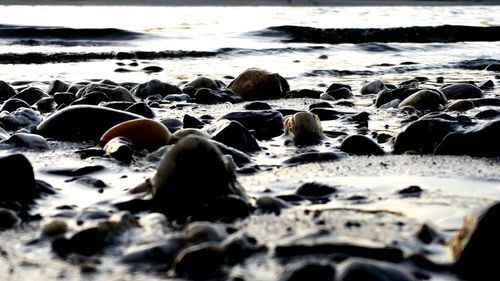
100,119,171,151
228,68,288,100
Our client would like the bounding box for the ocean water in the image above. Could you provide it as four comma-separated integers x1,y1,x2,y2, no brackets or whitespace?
0,5,499,88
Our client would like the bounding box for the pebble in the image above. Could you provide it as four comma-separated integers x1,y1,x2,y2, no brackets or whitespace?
1,133,50,150
284,112,324,146
220,110,284,140
309,108,356,121
340,135,385,156
0,80,17,102
375,87,420,107
42,220,68,237
0,154,41,205
255,196,290,215
100,119,171,152
399,89,447,110
208,119,260,152
122,237,188,267
296,182,337,198
125,102,154,118
244,101,272,110
0,208,20,230
193,88,242,104
284,151,345,165
174,242,226,279
397,185,423,197
0,98,30,112
184,76,219,92
47,79,70,95
185,221,228,244
103,137,134,163
222,233,262,265
326,82,352,92
227,68,289,100
360,80,385,95
326,87,353,100
445,99,475,112
132,79,181,99
13,87,49,105
77,83,135,102
53,92,76,106
441,83,483,99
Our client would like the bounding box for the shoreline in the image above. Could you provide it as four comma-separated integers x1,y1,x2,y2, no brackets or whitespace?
1,0,499,6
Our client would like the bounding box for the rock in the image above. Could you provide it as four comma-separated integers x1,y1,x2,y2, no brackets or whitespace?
142,65,163,73
185,221,227,244
338,258,416,281
174,242,226,279
284,112,324,146
441,83,483,100
223,233,262,265
47,80,70,95
13,87,49,105
194,88,242,104
53,92,76,106
170,128,211,143
320,93,335,101
326,82,352,92
284,89,321,99
478,80,494,90
220,110,283,140
103,136,134,163
255,196,290,215
184,77,219,92
1,133,50,150
122,237,187,267
360,80,385,95
309,102,333,110
0,98,30,112
280,261,336,281
0,107,43,131
42,220,68,237
450,202,500,280
0,208,20,230
326,87,353,100
148,135,247,221
0,154,50,205
71,91,110,105
486,63,500,72
132,79,182,99
244,101,272,110
227,68,289,100
340,135,385,156
415,223,442,244
445,99,474,112
375,87,420,107
77,83,135,102
163,93,190,102
474,109,500,119
125,102,154,118
397,185,423,196
34,96,56,113
36,105,143,141
0,81,17,102
471,97,500,107
160,117,183,133
207,120,260,153
100,119,171,152
434,118,500,157
393,119,460,154
296,182,337,199
283,152,345,165
399,89,447,110
211,140,253,167
183,114,205,129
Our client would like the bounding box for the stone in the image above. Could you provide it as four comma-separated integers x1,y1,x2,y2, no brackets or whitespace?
283,152,345,165
450,202,500,280
42,220,68,237
222,233,262,265
284,89,321,99
184,77,219,92
189,195,252,223
220,110,284,140
284,112,324,145
309,108,356,121
132,79,181,99
36,105,143,141
441,83,483,100
340,135,385,156
183,114,205,129
149,135,248,221
47,79,70,95
122,237,188,267
170,128,211,143
193,88,242,104
360,80,385,95
309,102,333,110
326,87,353,100
125,102,155,118
399,89,447,110
34,97,56,113
0,81,17,102
486,63,500,72
207,120,260,153
338,258,416,281
1,133,50,150
296,182,337,198
174,242,226,279
13,87,49,105
53,92,76,106
280,261,336,281
227,68,289,100
0,98,30,112
375,87,420,107
103,136,134,163
77,83,135,102
100,119,171,151
244,101,272,110
0,154,42,204
0,107,43,131
185,222,228,244
474,109,500,119
71,91,109,105
393,119,460,154
434,118,500,157
445,99,475,112
326,82,352,92
0,208,20,230
255,196,290,215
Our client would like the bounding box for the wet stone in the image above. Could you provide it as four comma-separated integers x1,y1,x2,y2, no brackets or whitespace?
309,102,333,110
132,79,181,99
13,87,49,105
284,112,324,146
1,133,50,150
284,89,321,99
0,208,20,230
141,65,163,73
125,102,154,118
228,68,289,101
360,80,385,95
244,101,272,110
397,185,423,197
441,83,483,100
47,79,70,95
445,99,474,112
0,98,30,113
77,83,135,102
174,242,226,280
189,195,252,223
220,110,283,140
415,223,442,244
255,196,290,215
326,87,353,100
296,182,337,198
122,237,188,268
208,119,260,153
284,151,345,165
474,109,500,119
326,82,352,92
280,260,336,281
399,89,447,110
183,114,205,129
375,87,420,108
34,97,56,113
184,77,219,92
340,135,384,156
194,88,242,104
0,80,17,102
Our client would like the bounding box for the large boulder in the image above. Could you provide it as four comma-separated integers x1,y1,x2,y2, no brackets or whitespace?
227,68,289,100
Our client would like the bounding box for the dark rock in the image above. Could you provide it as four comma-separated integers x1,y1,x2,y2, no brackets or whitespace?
441,83,483,100
189,195,252,223
102,101,134,111
183,114,205,129
470,97,500,107
184,77,219,92
376,133,393,143
208,120,260,153
397,185,423,197
163,93,191,102
309,102,333,110
194,88,242,104
325,87,353,100
142,65,163,73
399,89,447,110
0,107,42,131
451,202,500,280
122,237,187,267
434,118,500,157
338,258,416,281
276,108,304,117
0,98,30,112
132,79,181,99
340,135,384,156
255,196,290,215
47,80,70,95
486,63,500,72
399,78,420,88
34,97,56,113
227,68,288,101
326,82,352,92
478,80,494,90
244,101,272,110
284,89,321,99
44,165,105,177
211,140,253,167
280,261,336,281
0,208,20,229
360,80,385,95
474,109,500,119
220,110,283,140
53,92,76,106
174,243,226,279
67,82,88,94
52,227,106,256
375,87,420,108
1,133,50,150
283,152,345,165
0,81,17,102
149,136,248,222
77,83,134,102
343,111,370,123
13,87,49,105
275,243,403,262
71,91,109,105
310,108,355,121
415,223,442,244
334,100,355,107
393,119,460,154
296,182,337,198
103,136,134,163
223,233,262,265
160,117,183,132
36,105,143,141
445,99,474,112
125,102,154,118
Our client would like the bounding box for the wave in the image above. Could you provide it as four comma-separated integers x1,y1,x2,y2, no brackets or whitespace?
0,46,325,64
0,24,143,41
256,25,500,44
